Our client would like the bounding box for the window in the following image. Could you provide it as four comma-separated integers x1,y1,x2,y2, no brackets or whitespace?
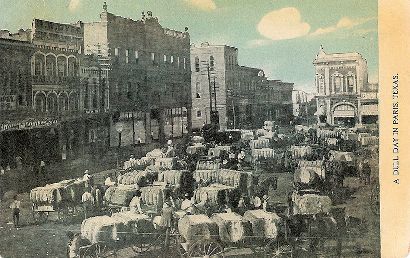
170,55,174,64
210,56,214,71
334,76,342,93
183,57,186,70
196,110,202,118
177,56,180,68
195,57,199,72
127,82,132,99
114,48,119,56
125,49,129,63
195,82,201,98
347,75,355,93
151,52,156,65
163,54,167,63
135,50,139,63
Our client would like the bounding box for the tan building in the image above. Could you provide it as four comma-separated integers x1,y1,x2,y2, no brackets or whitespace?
314,46,378,126
190,42,293,130
84,6,191,145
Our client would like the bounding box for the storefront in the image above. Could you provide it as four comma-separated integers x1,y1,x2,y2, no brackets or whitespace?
0,118,60,169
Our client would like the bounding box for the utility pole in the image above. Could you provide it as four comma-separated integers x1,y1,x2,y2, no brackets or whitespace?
213,77,217,111
207,64,213,114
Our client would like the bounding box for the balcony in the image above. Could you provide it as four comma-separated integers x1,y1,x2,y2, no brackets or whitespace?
32,75,79,85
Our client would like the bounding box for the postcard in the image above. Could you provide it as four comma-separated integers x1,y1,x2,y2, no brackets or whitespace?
0,0,407,257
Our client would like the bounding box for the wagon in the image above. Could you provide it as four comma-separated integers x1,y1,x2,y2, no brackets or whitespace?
30,179,86,223
177,211,291,258
78,211,170,258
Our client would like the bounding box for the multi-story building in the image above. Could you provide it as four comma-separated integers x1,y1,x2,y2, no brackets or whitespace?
0,18,112,169
293,90,309,117
190,42,293,130
313,46,378,126
83,6,191,145
0,37,34,168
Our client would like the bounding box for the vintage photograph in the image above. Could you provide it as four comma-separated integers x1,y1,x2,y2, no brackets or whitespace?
0,0,379,257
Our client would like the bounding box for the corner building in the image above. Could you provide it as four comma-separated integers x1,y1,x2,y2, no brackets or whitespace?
190,43,293,130
84,8,191,145
314,47,378,127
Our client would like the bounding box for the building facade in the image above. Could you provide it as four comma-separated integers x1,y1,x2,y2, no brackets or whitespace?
190,42,293,130
313,47,378,127
0,38,35,169
83,7,191,145
0,18,112,169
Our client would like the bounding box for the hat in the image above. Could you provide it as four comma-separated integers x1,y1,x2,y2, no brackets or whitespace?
84,170,89,174
262,195,269,200
184,193,189,197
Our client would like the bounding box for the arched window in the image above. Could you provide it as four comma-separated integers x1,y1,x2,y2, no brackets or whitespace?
34,54,45,76
46,55,56,76
332,72,343,94
34,92,46,112
68,57,77,76
210,56,214,71
316,74,325,94
57,56,67,77
69,92,78,111
346,72,356,93
58,93,69,112
47,93,58,113
195,57,200,72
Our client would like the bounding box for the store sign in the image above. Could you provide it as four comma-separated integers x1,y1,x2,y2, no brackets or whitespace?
0,118,59,132
0,95,17,110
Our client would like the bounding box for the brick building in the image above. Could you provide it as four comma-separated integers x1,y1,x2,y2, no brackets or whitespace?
190,42,293,130
0,38,34,168
314,46,378,126
83,6,191,145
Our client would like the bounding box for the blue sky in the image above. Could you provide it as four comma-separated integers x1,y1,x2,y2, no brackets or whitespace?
0,0,378,92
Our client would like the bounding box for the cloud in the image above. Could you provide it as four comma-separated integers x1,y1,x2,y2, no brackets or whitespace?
247,39,272,48
310,16,376,36
257,7,311,41
184,0,216,11
68,0,80,12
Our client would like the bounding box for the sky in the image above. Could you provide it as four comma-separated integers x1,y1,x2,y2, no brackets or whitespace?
0,0,378,93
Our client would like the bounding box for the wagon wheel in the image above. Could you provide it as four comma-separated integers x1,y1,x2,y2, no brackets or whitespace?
82,243,116,258
188,239,224,258
32,210,48,224
370,182,380,215
57,206,70,223
264,239,293,258
131,232,163,255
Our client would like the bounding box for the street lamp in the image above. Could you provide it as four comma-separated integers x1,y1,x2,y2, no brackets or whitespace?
115,121,124,167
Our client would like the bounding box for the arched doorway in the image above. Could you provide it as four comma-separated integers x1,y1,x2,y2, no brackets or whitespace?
332,103,356,127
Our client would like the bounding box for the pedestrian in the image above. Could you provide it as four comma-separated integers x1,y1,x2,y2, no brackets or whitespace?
10,195,21,228
151,131,155,142
81,188,94,219
160,200,175,252
15,156,22,170
136,136,142,145
39,160,46,182
129,187,143,214
83,170,91,188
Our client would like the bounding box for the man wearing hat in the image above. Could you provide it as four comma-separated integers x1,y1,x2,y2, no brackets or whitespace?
180,193,193,214
83,170,91,188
